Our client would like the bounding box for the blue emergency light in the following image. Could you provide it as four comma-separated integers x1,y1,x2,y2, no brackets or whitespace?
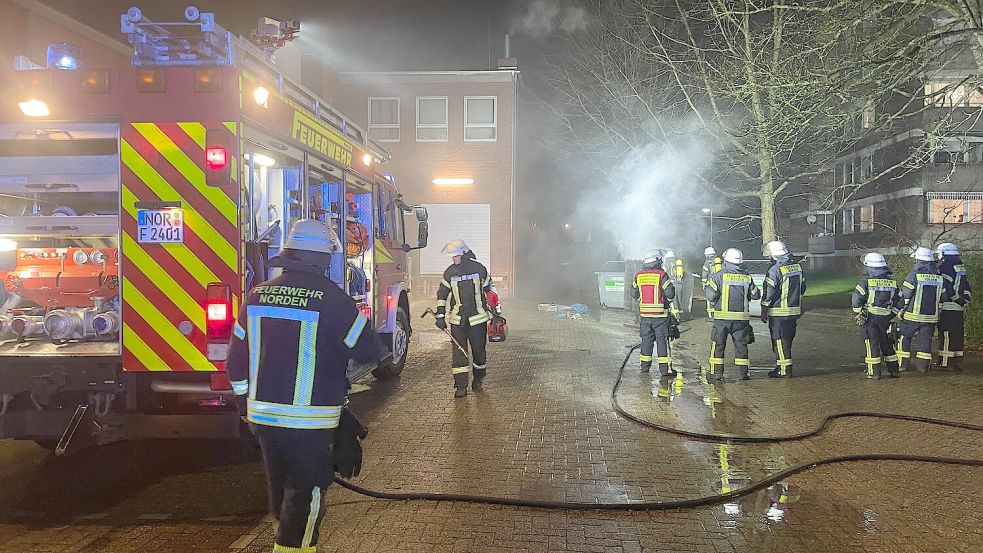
46,42,82,70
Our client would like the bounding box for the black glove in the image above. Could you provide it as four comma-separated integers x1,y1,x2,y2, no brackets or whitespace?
760,308,769,324
334,408,368,479
435,317,447,330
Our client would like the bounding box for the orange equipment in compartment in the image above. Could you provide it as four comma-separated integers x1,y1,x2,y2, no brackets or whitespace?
345,193,370,256
3,248,119,308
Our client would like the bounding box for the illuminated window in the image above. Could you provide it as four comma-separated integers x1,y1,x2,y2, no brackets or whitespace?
368,97,399,142
859,205,874,232
465,96,497,141
928,193,983,224
924,80,983,107
416,97,448,142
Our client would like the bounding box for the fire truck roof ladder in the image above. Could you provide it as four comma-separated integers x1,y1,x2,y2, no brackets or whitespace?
120,5,391,164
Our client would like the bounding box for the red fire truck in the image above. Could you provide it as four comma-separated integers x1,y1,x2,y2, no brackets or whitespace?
0,7,428,453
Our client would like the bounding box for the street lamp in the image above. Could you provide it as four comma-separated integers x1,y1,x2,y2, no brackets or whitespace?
702,208,713,249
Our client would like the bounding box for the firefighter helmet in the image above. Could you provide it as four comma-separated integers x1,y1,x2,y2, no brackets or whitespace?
911,246,934,262
722,248,743,265
664,249,676,259
704,247,716,256
284,219,342,254
643,249,664,264
863,253,887,268
488,315,508,343
441,239,470,257
936,242,959,257
765,240,789,258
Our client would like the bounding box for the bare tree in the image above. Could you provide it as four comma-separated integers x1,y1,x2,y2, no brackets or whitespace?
546,0,953,244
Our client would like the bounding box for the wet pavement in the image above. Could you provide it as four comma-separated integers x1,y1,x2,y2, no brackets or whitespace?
0,301,980,552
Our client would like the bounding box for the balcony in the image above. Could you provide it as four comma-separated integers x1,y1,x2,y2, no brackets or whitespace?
808,233,836,254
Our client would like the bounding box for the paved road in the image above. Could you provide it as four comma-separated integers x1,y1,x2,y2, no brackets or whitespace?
0,301,980,552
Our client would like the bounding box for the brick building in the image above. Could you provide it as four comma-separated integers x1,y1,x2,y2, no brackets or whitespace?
336,69,519,297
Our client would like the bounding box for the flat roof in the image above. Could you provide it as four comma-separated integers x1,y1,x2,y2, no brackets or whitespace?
340,70,519,85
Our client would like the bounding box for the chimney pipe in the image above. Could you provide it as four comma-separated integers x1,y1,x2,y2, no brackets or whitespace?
505,34,511,58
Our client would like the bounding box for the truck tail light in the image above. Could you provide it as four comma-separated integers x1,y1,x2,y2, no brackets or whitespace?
205,147,227,169
205,283,233,340
358,302,371,320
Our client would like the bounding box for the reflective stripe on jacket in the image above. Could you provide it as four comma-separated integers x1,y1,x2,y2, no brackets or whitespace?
632,268,675,318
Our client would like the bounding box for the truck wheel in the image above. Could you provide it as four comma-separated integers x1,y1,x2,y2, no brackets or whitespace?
373,307,409,379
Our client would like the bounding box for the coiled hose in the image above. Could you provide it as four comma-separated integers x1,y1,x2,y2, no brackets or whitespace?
333,342,983,510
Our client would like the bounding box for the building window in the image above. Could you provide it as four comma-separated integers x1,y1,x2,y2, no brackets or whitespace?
928,193,983,224
416,96,448,142
924,80,983,107
861,106,875,129
859,205,874,232
842,208,855,234
860,155,874,180
464,96,497,141
368,97,399,142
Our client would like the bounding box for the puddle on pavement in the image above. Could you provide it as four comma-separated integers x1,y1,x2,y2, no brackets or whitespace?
645,371,757,436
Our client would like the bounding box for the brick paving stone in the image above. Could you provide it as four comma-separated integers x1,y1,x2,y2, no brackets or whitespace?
1,300,980,552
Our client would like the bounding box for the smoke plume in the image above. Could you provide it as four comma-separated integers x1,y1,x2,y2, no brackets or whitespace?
512,0,590,38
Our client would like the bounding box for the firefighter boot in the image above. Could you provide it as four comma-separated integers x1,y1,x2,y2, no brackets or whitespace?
472,369,486,391
454,373,469,397
868,365,882,380
640,361,652,374
738,367,750,381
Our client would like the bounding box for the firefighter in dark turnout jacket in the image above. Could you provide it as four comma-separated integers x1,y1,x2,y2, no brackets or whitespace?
630,249,676,376
227,219,381,553
936,243,972,370
897,247,944,372
436,239,498,397
701,247,721,320
851,253,902,379
705,248,761,380
760,241,806,378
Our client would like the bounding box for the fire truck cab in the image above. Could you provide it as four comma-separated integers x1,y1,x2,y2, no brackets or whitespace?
0,7,427,453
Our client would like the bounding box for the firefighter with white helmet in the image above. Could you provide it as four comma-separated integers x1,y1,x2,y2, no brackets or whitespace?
701,247,722,320
436,239,499,397
663,249,684,317
851,253,902,378
896,246,944,372
630,249,677,376
704,248,761,380
227,219,381,553
760,240,806,378
935,242,972,370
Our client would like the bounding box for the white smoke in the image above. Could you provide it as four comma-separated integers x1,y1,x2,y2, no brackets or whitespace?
575,137,714,260
512,0,590,38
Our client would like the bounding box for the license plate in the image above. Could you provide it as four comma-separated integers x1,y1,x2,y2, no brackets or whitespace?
137,209,184,243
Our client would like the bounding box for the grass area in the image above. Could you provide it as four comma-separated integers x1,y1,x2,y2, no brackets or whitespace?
803,272,857,310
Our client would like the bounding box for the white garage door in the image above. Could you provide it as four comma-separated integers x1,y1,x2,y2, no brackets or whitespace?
420,203,491,275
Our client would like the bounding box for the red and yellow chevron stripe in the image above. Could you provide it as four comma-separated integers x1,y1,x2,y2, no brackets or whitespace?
120,121,240,372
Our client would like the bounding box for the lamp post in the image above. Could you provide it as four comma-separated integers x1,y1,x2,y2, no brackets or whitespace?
702,208,713,250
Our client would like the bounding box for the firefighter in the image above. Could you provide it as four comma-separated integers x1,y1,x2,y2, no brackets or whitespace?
897,247,944,372
851,253,902,379
701,247,721,320
227,219,381,553
705,248,761,380
760,240,806,378
663,249,684,317
436,239,498,397
630,249,676,376
936,243,972,370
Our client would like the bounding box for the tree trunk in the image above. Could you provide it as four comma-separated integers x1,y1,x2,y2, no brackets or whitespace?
760,190,777,245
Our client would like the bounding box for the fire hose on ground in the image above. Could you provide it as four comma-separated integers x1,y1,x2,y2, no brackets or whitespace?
330,336,983,511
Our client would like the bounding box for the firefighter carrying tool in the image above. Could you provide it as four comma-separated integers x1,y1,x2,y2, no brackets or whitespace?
760,241,806,378
227,219,381,553
851,253,902,379
705,248,760,381
897,247,944,372
435,239,499,397
936,243,972,370
630,249,676,377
